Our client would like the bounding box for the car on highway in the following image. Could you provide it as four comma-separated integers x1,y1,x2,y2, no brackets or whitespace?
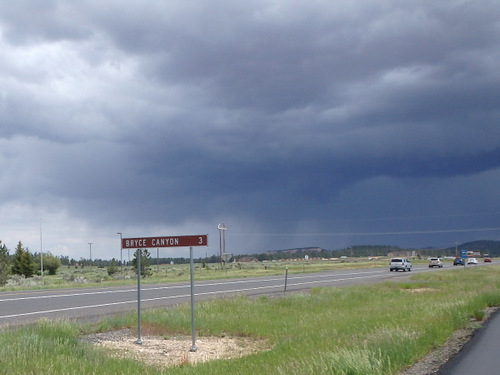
390,258,412,272
467,257,478,265
453,257,465,266
484,257,492,262
428,258,443,268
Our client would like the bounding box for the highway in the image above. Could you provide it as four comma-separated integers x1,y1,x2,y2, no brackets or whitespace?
0,263,448,327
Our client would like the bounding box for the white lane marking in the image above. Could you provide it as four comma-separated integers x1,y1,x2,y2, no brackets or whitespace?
0,271,390,320
0,270,386,303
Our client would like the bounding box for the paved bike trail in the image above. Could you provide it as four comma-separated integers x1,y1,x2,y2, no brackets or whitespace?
438,309,500,374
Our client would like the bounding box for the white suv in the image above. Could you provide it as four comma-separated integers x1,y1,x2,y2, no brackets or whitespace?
467,257,478,265
428,258,443,268
390,258,412,272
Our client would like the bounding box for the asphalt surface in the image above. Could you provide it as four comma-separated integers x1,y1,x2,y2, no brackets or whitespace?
0,265,428,327
438,308,500,375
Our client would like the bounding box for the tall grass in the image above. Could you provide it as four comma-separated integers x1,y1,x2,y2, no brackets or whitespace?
1,266,499,374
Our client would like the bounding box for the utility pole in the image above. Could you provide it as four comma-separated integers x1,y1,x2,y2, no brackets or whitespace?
40,218,43,276
88,242,92,267
117,232,123,273
217,222,227,268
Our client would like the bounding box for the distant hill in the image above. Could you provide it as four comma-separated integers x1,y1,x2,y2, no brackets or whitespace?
267,247,323,255
235,240,500,261
443,240,500,256
239,245,408,261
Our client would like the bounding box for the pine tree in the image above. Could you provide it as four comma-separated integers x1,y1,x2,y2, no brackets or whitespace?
11,241,36,278
0,241,10,286
132,249,152,278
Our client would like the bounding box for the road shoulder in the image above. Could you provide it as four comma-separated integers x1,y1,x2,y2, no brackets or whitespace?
400,307,498,375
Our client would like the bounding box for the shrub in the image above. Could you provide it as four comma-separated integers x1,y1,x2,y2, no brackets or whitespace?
41,253,62,275
107,259,119,276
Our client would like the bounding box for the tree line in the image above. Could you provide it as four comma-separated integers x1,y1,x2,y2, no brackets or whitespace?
2,239,498,287
234,241,500,261
0,242,160,286
0,240,62,286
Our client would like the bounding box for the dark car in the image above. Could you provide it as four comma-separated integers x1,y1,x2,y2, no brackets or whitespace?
453,257,465,266
484,257,492,262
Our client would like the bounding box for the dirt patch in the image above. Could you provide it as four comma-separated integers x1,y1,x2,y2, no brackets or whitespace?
403,288,438,293
82,329,271,368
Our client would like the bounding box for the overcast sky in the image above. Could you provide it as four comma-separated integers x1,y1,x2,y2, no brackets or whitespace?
1,1,499,261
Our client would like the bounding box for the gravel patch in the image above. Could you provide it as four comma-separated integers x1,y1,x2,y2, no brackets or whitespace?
81,329,271,368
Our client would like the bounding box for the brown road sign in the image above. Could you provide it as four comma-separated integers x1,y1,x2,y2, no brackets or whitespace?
122,235,208,249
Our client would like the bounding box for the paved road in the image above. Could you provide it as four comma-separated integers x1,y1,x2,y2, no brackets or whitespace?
438,309,500,375
0,264,436,327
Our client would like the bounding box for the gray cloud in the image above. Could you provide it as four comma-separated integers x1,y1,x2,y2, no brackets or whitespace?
0,1,499,258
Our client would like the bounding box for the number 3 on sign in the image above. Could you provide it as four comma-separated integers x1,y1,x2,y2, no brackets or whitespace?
199,236,203,244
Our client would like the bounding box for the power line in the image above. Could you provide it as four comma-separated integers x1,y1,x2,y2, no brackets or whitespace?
232,227,500,237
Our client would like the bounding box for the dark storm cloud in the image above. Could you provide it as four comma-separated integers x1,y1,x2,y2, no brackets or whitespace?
0,1,499,257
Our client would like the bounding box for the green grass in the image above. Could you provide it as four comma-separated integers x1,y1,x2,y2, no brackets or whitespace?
1,265,499,374
1,258,394,291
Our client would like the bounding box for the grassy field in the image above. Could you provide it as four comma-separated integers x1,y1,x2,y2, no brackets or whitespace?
1,263,499,374
3,257,436,291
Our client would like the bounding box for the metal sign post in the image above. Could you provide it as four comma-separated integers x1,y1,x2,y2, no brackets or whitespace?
189,246,197,352
120,234,208,347
284,267,289,295
136,249,142,345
